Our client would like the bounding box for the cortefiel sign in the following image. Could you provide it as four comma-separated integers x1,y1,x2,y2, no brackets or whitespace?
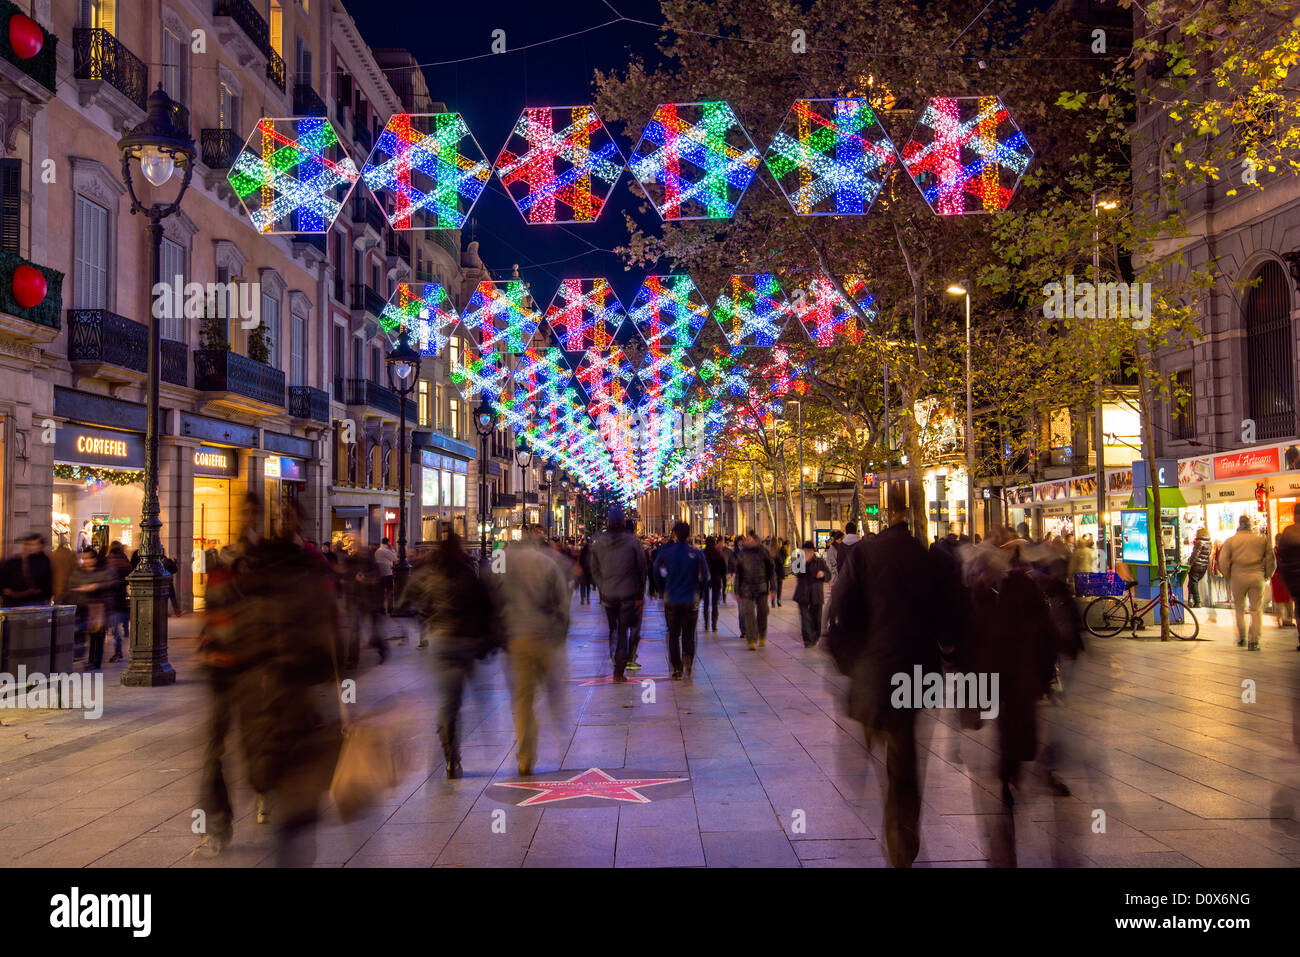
193,445,238,477
53,425,145,469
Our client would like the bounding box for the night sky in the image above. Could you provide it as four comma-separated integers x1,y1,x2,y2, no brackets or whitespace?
343,0,667,310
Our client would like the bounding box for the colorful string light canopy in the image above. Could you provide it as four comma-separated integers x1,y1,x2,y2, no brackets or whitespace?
629,101,761,220
494,107,624,224
543,277,626,353
628,274,711,349
380,281,460,356
361,112,491,230
228,117,360,233
766,98,898,216
713,274,792,348
791,273,870,347
460,279,540,354
901,95,1034,215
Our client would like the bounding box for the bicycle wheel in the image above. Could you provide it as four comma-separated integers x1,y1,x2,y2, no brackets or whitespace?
1085,596,1128,637
1166,598,1200,640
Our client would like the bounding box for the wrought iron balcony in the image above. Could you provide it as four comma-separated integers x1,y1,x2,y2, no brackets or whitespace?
0,250,62,333
266,49,286,91
213,0,270,55
350,282,385,317
72,27,147,111
194,348,286,407
0,1,56,92
289,385,330,422
351,196,385,234
293,82,326,117
200,128,239,169
385,234,411,262
67,310,188,386
344,378,416,420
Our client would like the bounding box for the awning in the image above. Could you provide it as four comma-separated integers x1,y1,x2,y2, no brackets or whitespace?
1129,487,1188,508
332,506,368,519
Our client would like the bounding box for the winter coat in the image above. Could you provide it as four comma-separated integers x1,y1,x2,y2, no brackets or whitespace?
733,545,774,599
792,556,829,606
1219,530,1273,581
589,529,648,601
1276,525,1300,600
1188,538,1212,578
496,540,570,644
656,541,709,604
401,553,497,661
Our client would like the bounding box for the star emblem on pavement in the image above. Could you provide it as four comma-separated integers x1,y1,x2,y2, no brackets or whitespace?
573,674,670,686
494,767,688,806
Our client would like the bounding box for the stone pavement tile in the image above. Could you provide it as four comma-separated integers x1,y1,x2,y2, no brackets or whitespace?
701,829,799,867
695,800,778,833
1141,827,1295,867
776,802,875,841
345,854,435,868
619,796,697,827
914,820,987,863
87,833,196,867
12,813,162,867
436,838,531,867
1108,801,1221,831
356,821,459,859
794,838,887,866
614,825,704,867
1086,850,1201,867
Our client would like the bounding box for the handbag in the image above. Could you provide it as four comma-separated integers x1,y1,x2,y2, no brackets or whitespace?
327,647,409,821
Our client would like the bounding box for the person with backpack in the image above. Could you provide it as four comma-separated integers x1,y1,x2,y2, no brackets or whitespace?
656,522,709,678
401,531,499,778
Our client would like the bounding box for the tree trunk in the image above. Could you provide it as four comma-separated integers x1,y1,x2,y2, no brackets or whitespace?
1135,343,1171,641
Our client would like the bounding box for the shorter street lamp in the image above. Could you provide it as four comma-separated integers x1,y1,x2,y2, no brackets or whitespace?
386,328,421,600
542,461,556,538
474,398,495,559
514,435,532,533
947,281,976,541
559,474,570,539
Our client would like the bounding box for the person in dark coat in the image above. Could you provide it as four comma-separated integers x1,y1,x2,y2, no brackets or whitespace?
734,532,775,649
589,507,648,680
1275,504,1300,651
824,501,962,867
1,533,53,607
401,532,498,777
577,539,594,605
59,547,114,670
791,541,828,647
1186,527,1212,607
700,537,727,633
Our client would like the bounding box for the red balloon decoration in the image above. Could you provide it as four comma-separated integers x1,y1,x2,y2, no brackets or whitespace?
12,264,47,309
7,14,44,60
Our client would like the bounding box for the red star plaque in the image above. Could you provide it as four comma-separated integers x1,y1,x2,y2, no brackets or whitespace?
494,767,688,807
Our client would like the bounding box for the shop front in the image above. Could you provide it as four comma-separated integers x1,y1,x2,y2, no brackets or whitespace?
263,454,307,536
191,444,239,609
51,424,145,553
420,448,469,541
1003,467,1134,567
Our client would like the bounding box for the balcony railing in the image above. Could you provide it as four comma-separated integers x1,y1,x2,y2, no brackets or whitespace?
0,251,61,330
72,28,147,111
350,282,385,317
266,49,285,91
344,378,416,419
0,1,57,92
200,128,239,169
194,348,285,407
386,234,411,262
351,196,386,233
213,0,270,55
293,82,326,117
67,309,145,371
289,385,330,421
161,339,188,386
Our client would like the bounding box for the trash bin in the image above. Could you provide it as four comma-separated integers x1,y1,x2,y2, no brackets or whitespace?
0,606,55,677
51,605,76,674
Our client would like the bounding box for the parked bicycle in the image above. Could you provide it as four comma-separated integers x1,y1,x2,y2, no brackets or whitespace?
1084,580,1199,640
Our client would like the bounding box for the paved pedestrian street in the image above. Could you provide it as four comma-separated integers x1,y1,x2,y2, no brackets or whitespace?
2,597,1299,868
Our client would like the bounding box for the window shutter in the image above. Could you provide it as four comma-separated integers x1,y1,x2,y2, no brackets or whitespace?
0,159,21,255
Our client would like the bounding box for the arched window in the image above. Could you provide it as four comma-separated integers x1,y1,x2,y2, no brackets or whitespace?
1244,261,1295,439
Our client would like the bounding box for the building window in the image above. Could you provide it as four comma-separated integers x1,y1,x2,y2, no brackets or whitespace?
352,336,363,379
417,380,431,427
1171,369,1195,440
218,80,239,131
1244,261,1295,440
269,0,283,56
74,195,109,309
80,0,115,31
161,25,188,109
290,312,306,386
332,323,345,389
261,292,280,366
0,159,21,254
159,237,185,341
448,335,461,370
448,396,462,440
369,346,380,383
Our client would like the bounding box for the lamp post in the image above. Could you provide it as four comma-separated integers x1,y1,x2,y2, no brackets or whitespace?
946,281,976,542
542,462,555,538
386,328,421,600
118,85,194,688
560,475,570,539
514,435,532,533
1093,191,1119,570
474,398,495,560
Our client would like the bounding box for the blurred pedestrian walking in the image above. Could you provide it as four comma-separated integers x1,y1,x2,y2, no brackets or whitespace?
1219,514,1274,649
655,522,708,679
590,506,647,681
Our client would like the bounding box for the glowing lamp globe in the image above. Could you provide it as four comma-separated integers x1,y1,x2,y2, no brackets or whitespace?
8,14,44,60
11,264,47,308
139,147,175,187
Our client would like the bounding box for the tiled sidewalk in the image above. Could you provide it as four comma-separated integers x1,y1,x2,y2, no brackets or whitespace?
1,596,1299,867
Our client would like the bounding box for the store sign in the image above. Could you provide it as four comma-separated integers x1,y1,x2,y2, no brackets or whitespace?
1213,448,1279,480
1132,458,1179,490
262,456,305,481
384,509,399,523
194,445,238,477
54,426,145,469
263,456,281,478
1178,457,1211,485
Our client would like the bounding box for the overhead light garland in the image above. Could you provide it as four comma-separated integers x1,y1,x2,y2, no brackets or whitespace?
361,112,491,229
228,117,359,233
494,106,624,224
766,98,897,216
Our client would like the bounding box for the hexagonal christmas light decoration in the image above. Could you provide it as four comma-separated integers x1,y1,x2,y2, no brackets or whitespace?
713,274,792,348
227,117,359,233
901,95,1033,215
494,106,624,224
765,98,898,216
628,274,711,349
543,277,626,353
575,346,635,419
361,112,491,230
629,102,761,220
460,279,539,354
449,342,513,403
379,281,460,356
790,272,870,346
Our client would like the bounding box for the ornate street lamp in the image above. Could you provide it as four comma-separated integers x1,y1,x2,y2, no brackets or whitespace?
514,434,532,532
559,474,570,540
541,461,555,539
118,85,195,688
947,281,976,541
386,327,421,600
474,397,496,560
